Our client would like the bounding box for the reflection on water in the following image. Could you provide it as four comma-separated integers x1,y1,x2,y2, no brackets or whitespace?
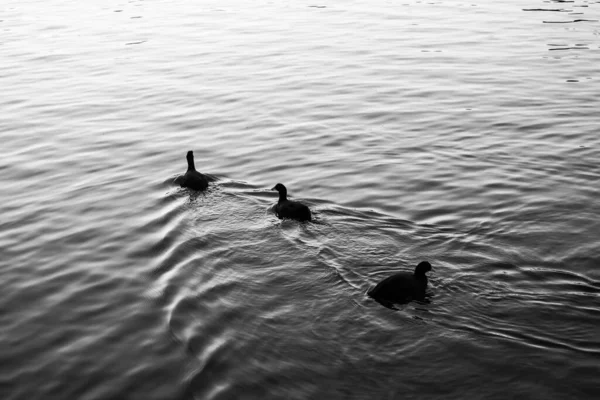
2,0,600,399
524,0,600,66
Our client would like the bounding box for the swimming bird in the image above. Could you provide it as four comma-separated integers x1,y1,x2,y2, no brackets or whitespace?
177,150,209,191
271,183,312,222
368,261,432,305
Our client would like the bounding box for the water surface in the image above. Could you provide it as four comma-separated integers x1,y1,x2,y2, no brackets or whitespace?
2,0,600,399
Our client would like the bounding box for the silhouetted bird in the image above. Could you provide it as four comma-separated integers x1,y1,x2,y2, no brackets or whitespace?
177,150,209,191
271,183,312,222
368,261,432,306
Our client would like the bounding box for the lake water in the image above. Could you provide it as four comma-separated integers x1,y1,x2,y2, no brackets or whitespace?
2,0,600,399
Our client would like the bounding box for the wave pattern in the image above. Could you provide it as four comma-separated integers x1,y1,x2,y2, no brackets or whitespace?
139,180,600,399
2,0,600,399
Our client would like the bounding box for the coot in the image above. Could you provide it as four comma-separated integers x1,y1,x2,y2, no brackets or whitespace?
271,183,312,222
368,261,432,305
177,150,209,191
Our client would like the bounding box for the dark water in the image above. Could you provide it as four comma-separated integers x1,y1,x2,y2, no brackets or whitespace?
2,0,600,399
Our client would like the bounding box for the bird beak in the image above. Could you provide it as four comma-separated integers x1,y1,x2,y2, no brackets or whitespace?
271,186,277,191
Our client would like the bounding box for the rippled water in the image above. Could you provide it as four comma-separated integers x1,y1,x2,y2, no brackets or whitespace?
2,0,600,399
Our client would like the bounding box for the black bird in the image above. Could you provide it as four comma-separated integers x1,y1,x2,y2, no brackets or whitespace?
368,261,432,305
271,183,312,222
177,150,209,191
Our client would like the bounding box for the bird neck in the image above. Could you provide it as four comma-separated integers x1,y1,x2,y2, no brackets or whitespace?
414,271,428,281
187,154,196,171
278,191,287,203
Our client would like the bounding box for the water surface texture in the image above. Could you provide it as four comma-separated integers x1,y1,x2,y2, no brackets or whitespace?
2,0,600,399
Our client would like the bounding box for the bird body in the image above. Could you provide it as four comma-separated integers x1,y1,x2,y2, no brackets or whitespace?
271,183,312,222
368,261,432,304
178,150,209,191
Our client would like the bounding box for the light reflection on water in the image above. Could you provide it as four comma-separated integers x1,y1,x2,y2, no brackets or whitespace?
1,0,600,399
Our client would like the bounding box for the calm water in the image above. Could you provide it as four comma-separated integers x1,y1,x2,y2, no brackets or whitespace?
2,0,600,399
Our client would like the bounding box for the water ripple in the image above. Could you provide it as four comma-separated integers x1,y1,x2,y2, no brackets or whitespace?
2,0,600,399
